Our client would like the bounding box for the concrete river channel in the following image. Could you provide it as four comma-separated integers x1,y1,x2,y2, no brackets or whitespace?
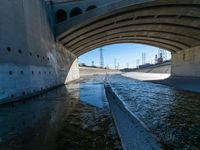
0,74,200,150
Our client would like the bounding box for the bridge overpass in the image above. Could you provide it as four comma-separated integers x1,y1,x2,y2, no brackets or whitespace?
0,0,200,102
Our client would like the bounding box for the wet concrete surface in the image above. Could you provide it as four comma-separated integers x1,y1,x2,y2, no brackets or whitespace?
0,75,121,150
1,73,199,150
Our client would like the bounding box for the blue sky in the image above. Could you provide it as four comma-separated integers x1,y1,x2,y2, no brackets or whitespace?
78,43,171,69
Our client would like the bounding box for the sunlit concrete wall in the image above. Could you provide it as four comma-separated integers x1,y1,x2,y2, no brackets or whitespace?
79,67,121,76
65,59,80,83
172,46,200,77
137,65,171,74
0,0,79,102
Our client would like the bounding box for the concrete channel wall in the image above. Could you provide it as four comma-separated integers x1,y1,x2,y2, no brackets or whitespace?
0,0,79,103
172,46,200,77
136,63,171,74
79,67,120,76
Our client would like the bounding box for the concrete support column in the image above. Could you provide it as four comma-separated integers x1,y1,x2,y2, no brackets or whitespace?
171,46,200,77
65,58,80,83
0,0,80,103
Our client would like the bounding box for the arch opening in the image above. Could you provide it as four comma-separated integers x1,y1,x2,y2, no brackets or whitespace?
70,7,83,18
86,5,97,11
78,43,171,72
55,9,67,23
55,0,200,83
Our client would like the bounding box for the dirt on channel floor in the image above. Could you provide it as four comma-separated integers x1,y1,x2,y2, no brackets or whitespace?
55,101,122,150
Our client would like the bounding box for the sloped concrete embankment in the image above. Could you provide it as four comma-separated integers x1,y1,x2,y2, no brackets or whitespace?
137,64,171,74
104,83,162,150
79,67,121,76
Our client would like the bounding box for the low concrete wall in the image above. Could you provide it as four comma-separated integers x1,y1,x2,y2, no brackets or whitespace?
79,67,120,76
105,84,162,150
172,46,200,77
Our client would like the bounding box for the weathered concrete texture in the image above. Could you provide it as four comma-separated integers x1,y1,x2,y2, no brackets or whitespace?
0,0,79,102
52,0,116,19
79,67,120,76
172,46,200,77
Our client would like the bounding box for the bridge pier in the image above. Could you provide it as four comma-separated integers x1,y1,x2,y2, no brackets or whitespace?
172,46,200,77
0,0,79,103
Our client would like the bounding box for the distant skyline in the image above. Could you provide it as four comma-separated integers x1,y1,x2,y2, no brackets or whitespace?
78,43,171,69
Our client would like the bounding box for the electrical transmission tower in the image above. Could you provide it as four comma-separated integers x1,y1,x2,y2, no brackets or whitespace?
100,48,104,68
158,49,167,61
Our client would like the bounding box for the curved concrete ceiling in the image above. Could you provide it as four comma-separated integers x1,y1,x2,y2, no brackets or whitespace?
55,0,200,56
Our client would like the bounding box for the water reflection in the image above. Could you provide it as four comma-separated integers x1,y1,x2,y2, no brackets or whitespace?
80,83,106,108
0,76,121,150
108,74,200,149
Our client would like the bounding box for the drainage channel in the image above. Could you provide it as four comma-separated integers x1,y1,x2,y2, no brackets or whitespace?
0,75,122,150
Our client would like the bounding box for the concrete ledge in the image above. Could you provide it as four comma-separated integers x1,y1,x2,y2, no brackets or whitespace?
0,84,64,106
0,79,81,106
105,83,162,150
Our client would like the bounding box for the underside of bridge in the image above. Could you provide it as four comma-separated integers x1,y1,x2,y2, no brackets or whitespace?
54,0,200,77
0,0,200,102
55,0,200,56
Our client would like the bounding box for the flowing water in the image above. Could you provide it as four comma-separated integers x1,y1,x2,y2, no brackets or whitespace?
108,74,200,150
0,75,121,150
1,73,200,150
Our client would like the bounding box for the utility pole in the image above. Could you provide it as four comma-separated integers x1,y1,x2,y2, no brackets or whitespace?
100,48,104,68
155,54,158,64
142,52,146,65
91,61,94,66
136,59,140,68
114,58,117,69
117,62,120,70
127,63,129,69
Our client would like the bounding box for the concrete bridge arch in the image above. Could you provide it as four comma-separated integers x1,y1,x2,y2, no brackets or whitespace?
0,0,200,102
53,0,200,78
54,0,200,54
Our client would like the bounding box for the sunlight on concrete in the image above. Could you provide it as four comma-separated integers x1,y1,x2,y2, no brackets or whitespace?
122,72,170,81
